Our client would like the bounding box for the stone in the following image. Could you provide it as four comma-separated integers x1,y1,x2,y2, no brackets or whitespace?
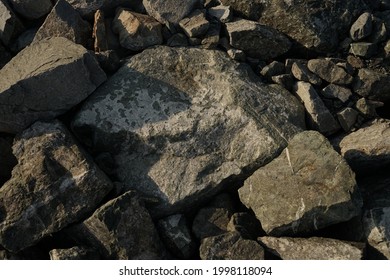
271,74,294,91
0,37,106,134
167,33,188,47
294,82,340,135
347,55,365,69
337,108,359,132
112,8,163,51
385,40,390,56
258,236,364,260
227,212,264,239
10,27,38,53
68,191,164,259
339,119,390,174
200,232,264,260
225,19,291,60
308,59,353,85
200,19,220,49
95,50,121,73
49,247,100,260
9,0,52,20
208,5,233,23
143,0,200,24
322,84,353,103
363,207,390,259
259,0,366,52
0,120,113,252
0,137,17,187
219,0,263,21
260,61,285,80
0,0,24,46
291,62,322,86
350,12,373,41
192,207,231,240
72,46,305,216
368,17,387,44
33,0,92,48
179,9,209,38
353,68,390,102
93,10,108,52
239,131,362,236
157,214,196,259
356,98,383,117
350,42,378,58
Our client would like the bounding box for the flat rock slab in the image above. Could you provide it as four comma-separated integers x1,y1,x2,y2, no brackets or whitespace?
0,121,113,252
0,37,106,134
72,46,304,216
143,0,200,24
239,131,362,236
258,236,364,260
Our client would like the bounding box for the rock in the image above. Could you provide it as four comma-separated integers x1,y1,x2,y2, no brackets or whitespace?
239,131,362,236
356,98,383,117
363,207,390,259
350,42,377,58
33,0,92,48
0,37,106,134
227,212,264,239
10,27,38,53
219,0,262,21
200,232,264,260
225,19,291,60
49,247,100,260
291,62,322,86
179,9,209,38
347,55,365,69
350,12,373,41
166,33,188,47
208,5,233,23
67,191,165,259
260,61,285,80
95,50,121,73
368,16,387,44
358,172,390,210
192,207,231,240
258,236,364,260
294,82,340,135
113,8,162,51
0,0,24,46
72,46,305,216
208,192,236,213
259,0,366,52
0,137,17,186
0,120,113,252
308,59,353,85
93,10,108,52
271,74,294,91
322,84,353,103
157,214,196,259
337,108,359,132
143,0,200,24
338,119,390,174
226,48,245,61
200,19,220,49
353,68,390,102
8,0,52,20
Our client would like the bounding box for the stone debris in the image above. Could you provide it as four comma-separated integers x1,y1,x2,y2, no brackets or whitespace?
179,9,210,38
308,59,354,85
350,12,373,41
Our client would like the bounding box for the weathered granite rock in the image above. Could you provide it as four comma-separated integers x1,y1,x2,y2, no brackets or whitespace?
179,9,209,38
260,61,285,80
200,232,264,260
9,0,52,20
33,0,92,48
308,59,353,85
350,42,377,58
322,84,353,103
350,12,373,41
291,62,322,86
143,0,200,24
227,212,264,239
0,0,24,46
353,68,390,102
364,207,390,259
93,10,108,52
0,121,113,252
0,37,106,134
239,131,362,236
157,214,196,259
258,236,364,260
225,19,291,60
72,46,304,216
219,0,262,21
272,74,294,91
192,207,231,240
368,16,387,44
337,108,359,132
49,247,100,260
0,137,17,187
294,82,340,135
208,5,233,23
112,8,162,51
68,191,164,259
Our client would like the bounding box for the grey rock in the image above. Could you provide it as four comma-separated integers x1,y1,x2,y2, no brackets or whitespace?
349,42,377,58
356,98,383,117
113,8,162,51
33,0,92,48
9,0,52,20
0,137,17,186
143,0,200,24
260,61,285,80
72,46,304,216
219,0,262,21
179,9,209,38
337,108,359,132
227,212,263,239
353,68,390,102
291,62,322,86
364,207,390,259
258,236,364,260
0,42,11,69
271,74,294,91
322,84,353,103
239,131,362,236
69,191,164,259
308,59,353,85
381,0,390,9
95,50,121,73
0,0,24,46
294,82,340,135
192,207,231,240
157,214,196,259
0,37,106,134
49,247,100,260
225,19,291,60
0,120,113,252
350,12,373,41
200,231,264,260
208,5,233,23
226,48,246,62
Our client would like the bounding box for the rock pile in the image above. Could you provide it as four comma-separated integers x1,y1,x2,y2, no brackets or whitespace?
0,0,389,260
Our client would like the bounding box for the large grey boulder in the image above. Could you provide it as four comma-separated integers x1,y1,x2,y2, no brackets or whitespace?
239,131,362,236
0,121,113,252
0,37,106,134
0,0,24,46
219,0,263,20
364,207,390,259
143,0,200,24
72,46,305,216
9,0,52,20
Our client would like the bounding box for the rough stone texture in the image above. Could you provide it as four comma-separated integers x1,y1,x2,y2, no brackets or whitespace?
68,191,164,259
260,61,285,80
349,42,377,58
291,62,322,86
208,5,232,23
219,0,262,21
356,98,382,117
353,68,390,102
363,207,390,259
49,247,100,260
179,9,209,38
337,108,359,132
350,12,373,41
258,236,364,260
200,232,265,260
294,82,340,135
0,0,24,46
143,0,200,24
112,8,162,51
157,214,196,259
72,46,305,216
200,19,220,49
339,119,390,174
192,207,231,240
259,0,366,52
227,212,264,239
308,59,353,85
322,84,353,103
239,131,362,236
9,0,52,20
93,10,108,52
0,137,17,186
0,37,106,134
33,0,92,48
0,121,113,252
